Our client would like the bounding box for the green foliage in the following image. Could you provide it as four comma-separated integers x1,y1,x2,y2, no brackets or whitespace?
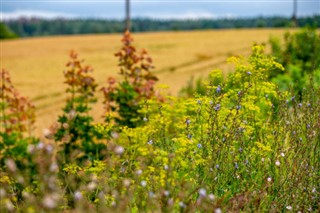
4,16,320,37
0,22,18,39
1,32,319,212
269,27,320,93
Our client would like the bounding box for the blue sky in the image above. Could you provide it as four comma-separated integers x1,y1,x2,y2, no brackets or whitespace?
1,0,319,20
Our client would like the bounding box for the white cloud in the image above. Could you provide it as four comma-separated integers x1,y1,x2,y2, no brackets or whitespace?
1,10,76,20
137,11,235,20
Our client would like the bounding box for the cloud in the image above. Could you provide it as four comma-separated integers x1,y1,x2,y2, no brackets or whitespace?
137,11,235,20
1,10,76,20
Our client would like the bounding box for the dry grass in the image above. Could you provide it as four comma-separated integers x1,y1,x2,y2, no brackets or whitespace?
1,28,294,135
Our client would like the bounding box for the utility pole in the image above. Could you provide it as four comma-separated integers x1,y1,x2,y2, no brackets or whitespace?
125,0,130,31
292,0,297,27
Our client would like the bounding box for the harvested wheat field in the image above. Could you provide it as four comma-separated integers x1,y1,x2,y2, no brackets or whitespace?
1,28,294,135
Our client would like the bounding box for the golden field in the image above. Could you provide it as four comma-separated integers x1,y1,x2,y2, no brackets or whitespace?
1,28,294,135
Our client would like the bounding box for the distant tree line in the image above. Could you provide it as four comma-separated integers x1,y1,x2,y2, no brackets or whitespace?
1,16,319,38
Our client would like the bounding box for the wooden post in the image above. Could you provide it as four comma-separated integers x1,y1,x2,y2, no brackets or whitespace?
125,0,130,31
292,0,297,27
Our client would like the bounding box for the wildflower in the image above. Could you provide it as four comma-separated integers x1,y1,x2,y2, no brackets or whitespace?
208,193,215,201
214,208,222,213
123,179,131,187
245,159,249,165
281,152,285,157
236,105,241,110
312,187,316,193
197,100,201,105
149,191,155,198
37,142,44,150
286,206,292,210
265,94,268,98
5,159,17,173
186,118,191,125
50,163,59,172
291,96,295,101
261,158,265,162
238,91,242,96
299,137,302,141
235,162,239,169
187,134,192,139
199,188,207,197
247,71,252,75
286,100,289,104
275,160,280,166
147,139,153,145
197,143,202,148
114,146,124,155
222,137,226,142
43,128,53,138
209,100,213,105
215,164,220,169
62,123,69,129
214,103,221,111
164,165,169,170
216,85,221,93
238,147,243,152
87,182,97,190
136,169,142,175
45,144,53,154
307,103,311,107
42,195,57,209
267,177,272,182
298,103,302,108
164,190,170,196
307,123,311,129
143,117,148,121
111,131,119,139
74,191,83,201
179,201,186,208
27,144,36,154
141,180,147,187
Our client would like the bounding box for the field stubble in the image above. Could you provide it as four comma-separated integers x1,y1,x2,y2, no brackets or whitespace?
1,28,293,135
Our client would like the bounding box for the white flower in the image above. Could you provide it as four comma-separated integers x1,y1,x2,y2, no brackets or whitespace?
42,195,57,209
267,177,272,182
136,169,142,175
141,180,147,187
199,188,206,197
286,206,292,210
179,201,186,208
275,160,280,166
281,152,285,157
74,191,83,200
214,208,222,213
114,146,124,155
208,193,215,201
87,182,97,190
164,165,169,170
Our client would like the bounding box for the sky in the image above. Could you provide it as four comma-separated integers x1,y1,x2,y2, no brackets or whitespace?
1,0,319,20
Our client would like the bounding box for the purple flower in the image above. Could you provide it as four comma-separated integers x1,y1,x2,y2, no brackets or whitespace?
214,104,221,111
247,71,252,75
236,105,241,110
186,119,191,125
197,143,202,148
216,85,221,93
